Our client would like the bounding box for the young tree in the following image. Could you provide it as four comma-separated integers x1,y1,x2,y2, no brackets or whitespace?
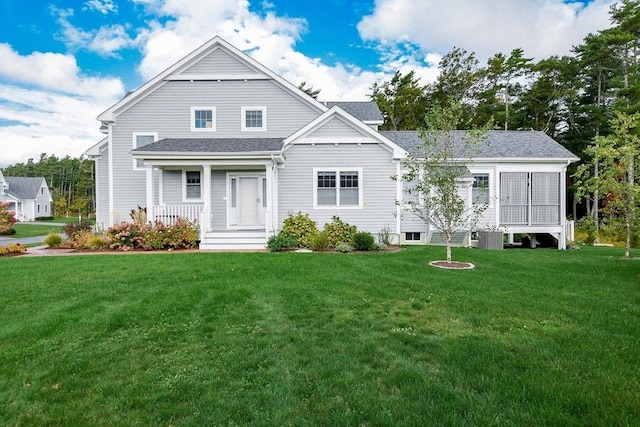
394,101,490,263
574,111,640,258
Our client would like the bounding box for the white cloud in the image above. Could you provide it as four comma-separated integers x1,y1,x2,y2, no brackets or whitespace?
0,43,124,100
84,0,118,15
0,84,115,167
357,0,614,64
52,6,139,58
133,0,433,100
0,44,124,167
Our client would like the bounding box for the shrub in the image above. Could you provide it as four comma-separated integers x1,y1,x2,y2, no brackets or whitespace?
0,201,17,234
281,212,318,248
44,232,63,248
334,242,354,253
105,222,150,251
576,217,597,245
80,233,108,250
63,220,93,242
599,216,640,248
0,242,27,256
72,231,108,250
267,232,298,252
0,228,16,236
353,231,375,251
378,225,392,246
323,216,357,247
35,216,55,221
310,231,330,252
162,218,199,249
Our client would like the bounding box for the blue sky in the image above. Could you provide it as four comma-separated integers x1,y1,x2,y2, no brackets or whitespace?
0,0,614,167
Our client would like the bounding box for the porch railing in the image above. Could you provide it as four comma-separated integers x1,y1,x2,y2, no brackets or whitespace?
151,204,204,226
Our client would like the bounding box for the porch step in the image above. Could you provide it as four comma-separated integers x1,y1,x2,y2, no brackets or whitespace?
199,230,267,251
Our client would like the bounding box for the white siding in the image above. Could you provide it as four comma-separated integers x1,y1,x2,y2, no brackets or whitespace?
278,143,398,234
306,117,369,139
180,48,259,75
109,78,321,223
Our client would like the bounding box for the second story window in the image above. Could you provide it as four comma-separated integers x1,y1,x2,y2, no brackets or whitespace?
191,107,216,131
241,107,266,131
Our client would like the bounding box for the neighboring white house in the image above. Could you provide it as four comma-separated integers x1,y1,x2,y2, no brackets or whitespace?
85,36,579,250
0,170,53,221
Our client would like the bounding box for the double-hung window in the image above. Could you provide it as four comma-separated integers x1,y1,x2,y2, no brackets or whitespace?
132,132,158,170
191,107,216,131
472,173,490,205
241,107,266,131
314,168,362,208
184,171,202,201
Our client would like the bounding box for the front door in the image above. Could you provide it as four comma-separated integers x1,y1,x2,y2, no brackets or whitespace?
229,174,266,228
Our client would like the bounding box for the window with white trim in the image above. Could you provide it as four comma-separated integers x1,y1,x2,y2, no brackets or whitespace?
314,168,362,208
472,173,490,204
132,132,157,170
184,171,202,201
241,107,266,131
191,107,216,131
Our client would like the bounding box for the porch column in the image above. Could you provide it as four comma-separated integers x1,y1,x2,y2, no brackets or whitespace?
202,164,211,233
145,165,154,221
266,163,276,234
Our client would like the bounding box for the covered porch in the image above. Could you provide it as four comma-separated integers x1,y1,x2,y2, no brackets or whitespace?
133,138,284,250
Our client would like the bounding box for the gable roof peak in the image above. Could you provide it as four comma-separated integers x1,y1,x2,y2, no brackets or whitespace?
98,35,327,122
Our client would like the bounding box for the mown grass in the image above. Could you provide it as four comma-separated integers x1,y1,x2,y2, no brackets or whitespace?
9,223,64,238
1,246,638,426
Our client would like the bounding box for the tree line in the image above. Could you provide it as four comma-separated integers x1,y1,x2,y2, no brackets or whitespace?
1,154,94,218
370,0,639,222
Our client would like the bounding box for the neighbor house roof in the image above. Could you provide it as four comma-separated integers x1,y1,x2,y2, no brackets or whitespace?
381,130,579,161
132,138,284,154
4,177,46,200
325,102,383,123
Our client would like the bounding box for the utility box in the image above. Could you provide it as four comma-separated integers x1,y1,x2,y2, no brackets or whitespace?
478,230,504,250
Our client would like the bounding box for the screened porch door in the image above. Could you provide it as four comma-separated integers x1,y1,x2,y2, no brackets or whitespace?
229,174,266,228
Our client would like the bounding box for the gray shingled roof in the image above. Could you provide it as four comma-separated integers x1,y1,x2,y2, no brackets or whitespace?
325,102,383,122
4,177,45,200
132,138,284,153
381,130,579,160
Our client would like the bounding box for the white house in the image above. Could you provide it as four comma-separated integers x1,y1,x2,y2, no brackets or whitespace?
85,36,579,250
0,170,53,221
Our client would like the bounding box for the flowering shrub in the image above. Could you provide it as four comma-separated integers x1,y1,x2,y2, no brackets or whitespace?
281,212,318,248
105,218,198,251
323,216,357,246
0,242,27,256
0,202,17,234
161,218,199,249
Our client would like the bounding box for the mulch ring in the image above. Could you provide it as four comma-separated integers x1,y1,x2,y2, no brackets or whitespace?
429,260,475,270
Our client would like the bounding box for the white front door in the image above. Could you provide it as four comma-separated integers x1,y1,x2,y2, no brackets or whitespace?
229,174,266,228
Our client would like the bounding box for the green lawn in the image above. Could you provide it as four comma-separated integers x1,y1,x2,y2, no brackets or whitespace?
9,223,64,238
1,246,638,426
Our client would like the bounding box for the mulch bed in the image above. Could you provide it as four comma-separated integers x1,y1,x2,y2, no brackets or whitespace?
429,260,475,269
